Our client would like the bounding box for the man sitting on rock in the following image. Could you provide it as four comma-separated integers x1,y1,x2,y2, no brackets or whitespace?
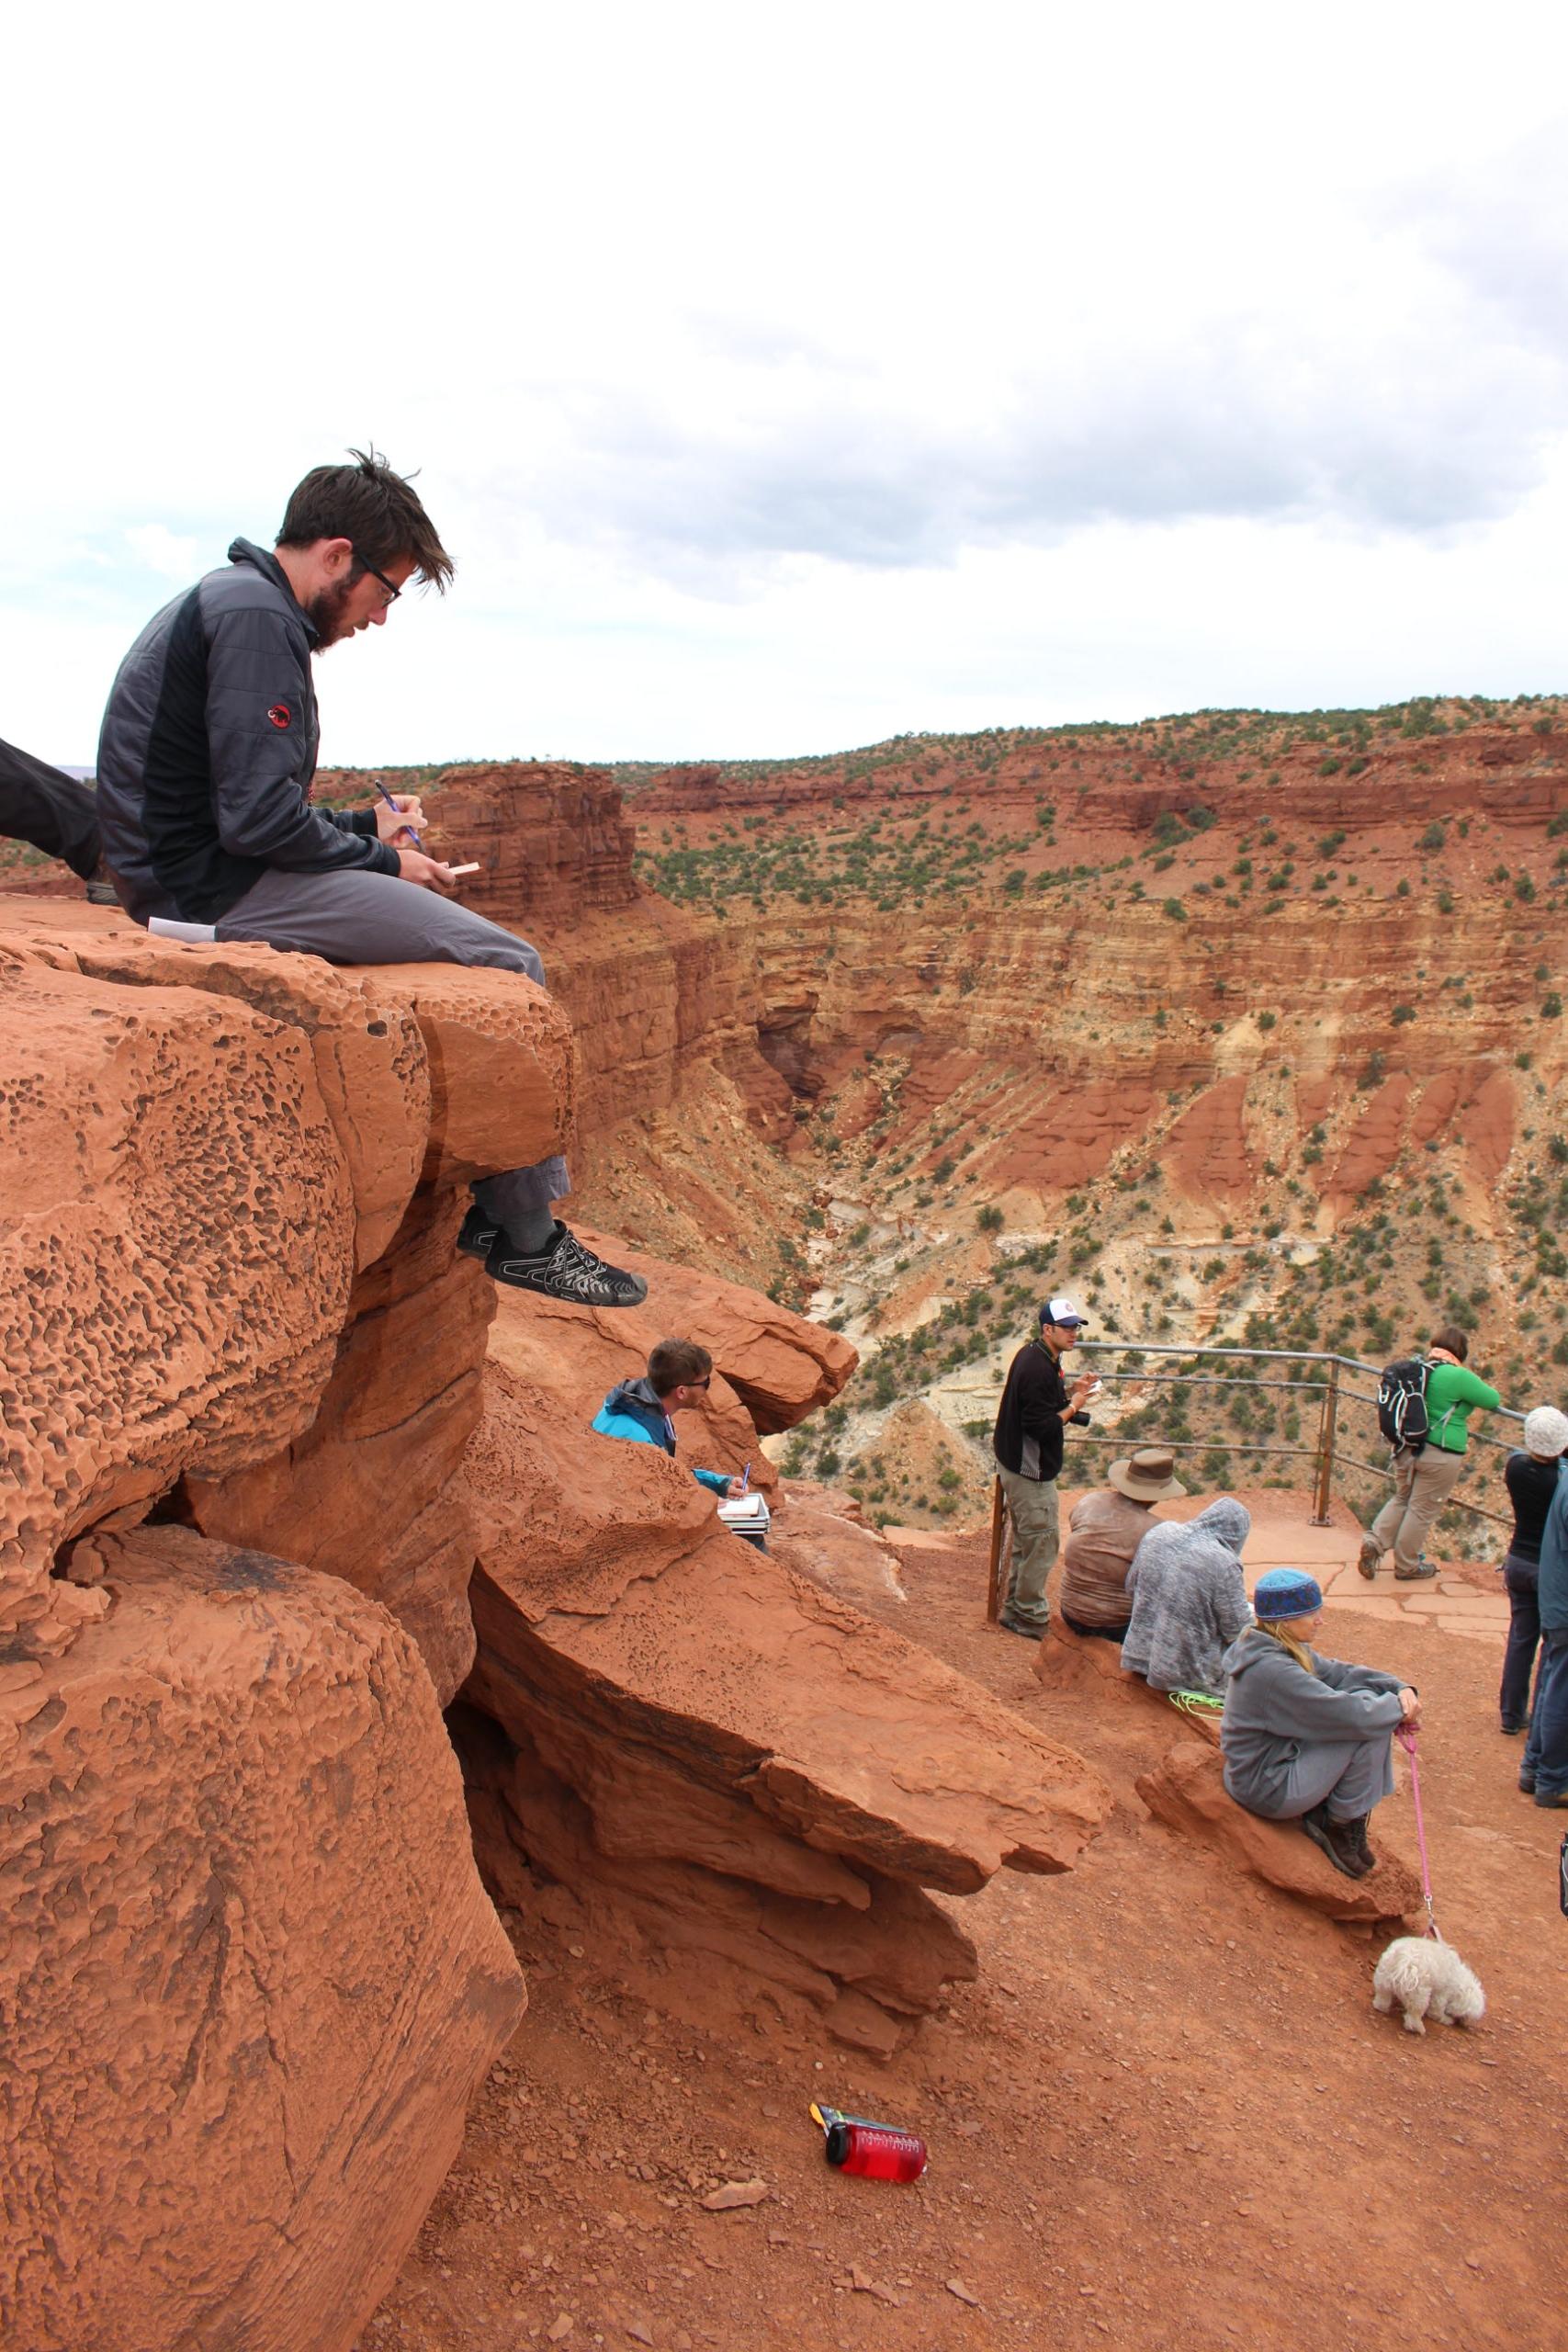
94,447,644,1311
592,1340,739,1494
1057,1445,1187,1641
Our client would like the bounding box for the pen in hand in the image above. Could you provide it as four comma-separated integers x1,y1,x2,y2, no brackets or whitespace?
370,773,423,849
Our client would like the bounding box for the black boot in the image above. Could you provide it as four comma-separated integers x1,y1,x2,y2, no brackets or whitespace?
1341,1814,1375,1871
1300,1802,1371,1880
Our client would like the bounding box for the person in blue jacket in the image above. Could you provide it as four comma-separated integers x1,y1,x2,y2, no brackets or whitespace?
592,1339,738,1496
1522,1447,1568,1806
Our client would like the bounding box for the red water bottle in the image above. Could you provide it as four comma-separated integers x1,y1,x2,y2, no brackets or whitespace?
811,2104,928,2182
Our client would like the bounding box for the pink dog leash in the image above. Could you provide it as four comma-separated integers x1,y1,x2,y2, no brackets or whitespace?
1396,1725,1441,1941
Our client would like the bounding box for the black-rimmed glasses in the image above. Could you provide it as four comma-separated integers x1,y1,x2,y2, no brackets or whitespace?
353,549,401,606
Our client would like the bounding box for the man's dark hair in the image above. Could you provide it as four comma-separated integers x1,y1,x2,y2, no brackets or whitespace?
648,1338,713,1396
276,446,454,592
1429,1324,1470,1363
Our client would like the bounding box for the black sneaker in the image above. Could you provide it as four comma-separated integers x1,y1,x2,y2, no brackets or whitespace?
485,1221,648,1309
1300,1802,1371,1880
998,1610,1046,1642
457,1204,498,1261
1519,1770,1537,1796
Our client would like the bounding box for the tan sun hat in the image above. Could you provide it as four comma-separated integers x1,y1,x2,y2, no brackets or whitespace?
1108,1446,1187,1502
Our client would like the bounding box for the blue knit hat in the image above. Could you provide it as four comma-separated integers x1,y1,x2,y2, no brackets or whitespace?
1252,1568,1323,1621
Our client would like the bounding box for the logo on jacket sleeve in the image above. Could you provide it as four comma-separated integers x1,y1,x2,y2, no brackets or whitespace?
266,703,291,729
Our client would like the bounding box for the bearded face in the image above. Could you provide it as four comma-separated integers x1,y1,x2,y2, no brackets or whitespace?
305,573,358,650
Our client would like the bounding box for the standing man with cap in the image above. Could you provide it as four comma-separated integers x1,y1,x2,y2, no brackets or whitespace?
990,1295,1097,1639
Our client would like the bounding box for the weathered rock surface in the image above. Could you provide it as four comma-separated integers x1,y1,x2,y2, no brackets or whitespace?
767,1481,910,1610
0,900,570,2348
1135,1743,1423,1924
0,901,573,1683
455,1291,1112,2051
570,1227,857,1431
1,1525,524,2352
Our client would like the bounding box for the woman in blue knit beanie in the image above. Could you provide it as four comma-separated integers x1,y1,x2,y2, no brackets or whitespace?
1219,1567,1420,1880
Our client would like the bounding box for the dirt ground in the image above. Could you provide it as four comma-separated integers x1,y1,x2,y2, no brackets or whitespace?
358,1518,1567,2352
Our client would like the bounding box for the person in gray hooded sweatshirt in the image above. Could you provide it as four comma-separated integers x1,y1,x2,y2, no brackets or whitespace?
1120,1498,1253,1698
1221,1567,1418,1879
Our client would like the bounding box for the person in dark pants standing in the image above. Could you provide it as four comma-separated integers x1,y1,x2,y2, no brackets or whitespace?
0,735,116,899
990,1295,1096,1639
1497,1407,1568,1735
1522,1447,1568,1806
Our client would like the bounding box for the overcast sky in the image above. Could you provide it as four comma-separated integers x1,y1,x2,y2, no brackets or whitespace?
6,1,1567,766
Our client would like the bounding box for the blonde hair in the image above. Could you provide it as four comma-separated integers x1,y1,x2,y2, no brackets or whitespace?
1258,1620,1317,1678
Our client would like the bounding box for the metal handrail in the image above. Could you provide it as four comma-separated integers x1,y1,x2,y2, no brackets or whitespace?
1072,1334,1527,1537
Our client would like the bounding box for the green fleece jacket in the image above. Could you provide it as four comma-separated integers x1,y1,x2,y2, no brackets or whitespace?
1424,1361,1500,1454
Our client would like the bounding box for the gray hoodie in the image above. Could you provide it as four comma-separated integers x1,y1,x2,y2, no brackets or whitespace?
1119,1498,1253,1697
1220,1626,1404,1816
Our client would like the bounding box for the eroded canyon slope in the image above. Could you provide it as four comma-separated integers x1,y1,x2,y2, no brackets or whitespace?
309,704,1568,1528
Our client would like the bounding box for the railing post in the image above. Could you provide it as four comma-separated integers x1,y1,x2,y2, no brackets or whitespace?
1312,1359,1340,1527
987,1476,1008,1622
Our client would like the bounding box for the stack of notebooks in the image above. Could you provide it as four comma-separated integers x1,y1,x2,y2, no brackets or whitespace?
716,1492,771,1550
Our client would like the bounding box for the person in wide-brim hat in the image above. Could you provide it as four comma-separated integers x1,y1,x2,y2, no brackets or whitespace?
1059,1445,1187,1640
1108,1447,1188,1503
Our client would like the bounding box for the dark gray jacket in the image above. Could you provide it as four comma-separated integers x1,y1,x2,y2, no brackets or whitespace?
1220,1627,1404,1816
96,537,399,924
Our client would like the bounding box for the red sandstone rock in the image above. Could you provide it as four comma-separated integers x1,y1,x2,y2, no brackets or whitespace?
767,1480,911,1611
0,940,354,1635
457,1324,1112,2046
1032,1617,1211,1723
571,1227,857,1431
1,1525,524,2352
1134,1743,1422,1925
186,1196,492,1702
356,960,575,1188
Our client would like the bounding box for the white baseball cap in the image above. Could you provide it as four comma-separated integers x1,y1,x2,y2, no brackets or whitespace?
1040,1295,1089,1329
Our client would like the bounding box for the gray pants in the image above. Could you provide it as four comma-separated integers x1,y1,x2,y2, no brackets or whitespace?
997,1465,1059,1628
1370,1446,1465,1574
1243,1733,1396,1823
216,866,570,1231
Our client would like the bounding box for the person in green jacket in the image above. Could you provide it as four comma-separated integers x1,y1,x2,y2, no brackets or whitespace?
1359,1323,1500,1582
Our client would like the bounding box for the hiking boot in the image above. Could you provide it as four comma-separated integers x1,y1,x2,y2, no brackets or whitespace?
1393,1559,1438,1582
1300,1802,1372,1880
1356,1536,1382,1581
457,1204,498,1261
1341,1814,1375,1871
485,1220,649,1309
1533,1789,1568,1810
998,1611,1046,1642
1519,1770,1537,1795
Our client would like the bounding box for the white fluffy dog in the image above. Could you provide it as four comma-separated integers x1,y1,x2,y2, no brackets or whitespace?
1372,1936,1485,2035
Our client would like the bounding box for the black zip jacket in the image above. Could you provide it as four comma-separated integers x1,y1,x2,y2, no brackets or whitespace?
95,537,399,924
993,1338,1088,1482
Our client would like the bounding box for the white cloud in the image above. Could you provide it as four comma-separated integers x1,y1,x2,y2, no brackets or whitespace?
123,525,201,581
3,0,1567,763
